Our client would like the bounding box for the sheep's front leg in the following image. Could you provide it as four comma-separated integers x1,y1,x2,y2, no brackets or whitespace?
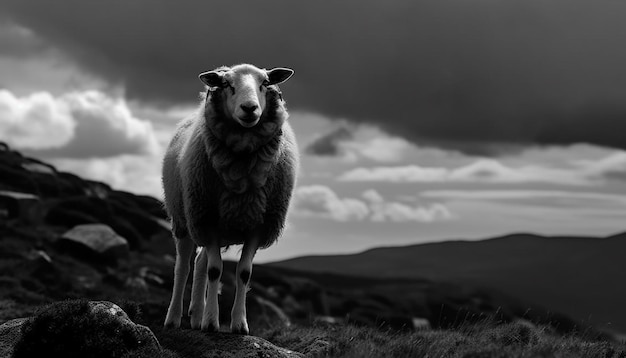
164,236,195,328
231,237,259,335
201,243,223,332
188,247,208,329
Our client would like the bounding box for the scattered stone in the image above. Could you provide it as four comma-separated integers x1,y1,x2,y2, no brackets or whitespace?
0,190,44,225
76,274,101,291
21,162,56,175
412,317,431,330
139,266,165,286
297,337,330,358
314,316,343,325
59,224,129,261
25,250,52,264
125,276,149,291
163,254,176,264
253,296,291,330
89,301,160,349
0,317,28,358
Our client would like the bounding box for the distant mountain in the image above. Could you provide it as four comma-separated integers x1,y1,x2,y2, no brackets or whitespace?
270,232,626,332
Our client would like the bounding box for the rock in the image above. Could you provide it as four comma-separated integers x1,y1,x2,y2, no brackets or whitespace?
156,329,304,358
314,316,343,325
296,337,330,358
88,301,160,349
125,276,149,291
139,266,166,286
250,296,291,332
412,317,431,330
21,162,56,175
0,317,27,358
202,335,302,358
25,250,52,264
0,190,44,225
59,224,129,261
1,300,167,358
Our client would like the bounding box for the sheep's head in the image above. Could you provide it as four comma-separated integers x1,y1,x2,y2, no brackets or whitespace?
199,64,294,128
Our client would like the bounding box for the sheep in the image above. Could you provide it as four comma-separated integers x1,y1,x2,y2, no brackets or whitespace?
162,64,298,334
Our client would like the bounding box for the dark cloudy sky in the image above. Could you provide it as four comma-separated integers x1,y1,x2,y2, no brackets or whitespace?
0,1,625,262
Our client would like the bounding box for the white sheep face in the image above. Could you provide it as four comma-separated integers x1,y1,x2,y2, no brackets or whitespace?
199,64,294,128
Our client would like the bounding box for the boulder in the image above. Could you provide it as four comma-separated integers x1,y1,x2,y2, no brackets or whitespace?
1,300,305,358
249,296,291,332
0,190,44,225
156,329,305,358
0,317,27,358
1,300,168,358
89,301,160,348
59,224,129,261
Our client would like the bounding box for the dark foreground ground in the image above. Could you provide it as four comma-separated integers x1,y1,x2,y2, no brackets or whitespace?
0,142,624,357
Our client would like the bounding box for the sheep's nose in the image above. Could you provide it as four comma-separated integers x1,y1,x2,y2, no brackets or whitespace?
240,103,258,114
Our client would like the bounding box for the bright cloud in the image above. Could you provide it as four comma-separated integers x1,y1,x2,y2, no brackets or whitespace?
362,189,452,222
293,185,451,223
0,89,159,158
51,154,164,198
0,90,75,149
292,185,370,221
338,153,626,185
304,120,415,163
577,151,626,181
420,190,626,203
343,133,413,163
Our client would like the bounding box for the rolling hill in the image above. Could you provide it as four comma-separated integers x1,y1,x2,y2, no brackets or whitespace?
270,232,626,333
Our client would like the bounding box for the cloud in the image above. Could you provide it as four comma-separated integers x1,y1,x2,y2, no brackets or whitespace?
337,157,621,185
576,151,626,182
362,189,452,222
293,185,451,222
51,154,163,198
3,1,626,153
305,126,352,157
0,90,76,149
419,190,626,220
420,190,626,203
292,185,369,221
0,89,159,158
304,122,415,163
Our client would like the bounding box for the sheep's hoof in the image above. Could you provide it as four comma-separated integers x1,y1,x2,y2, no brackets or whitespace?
163,320,180,329
190,314,203,330
163,312,180,328
201,323,220,333
231,326,249,335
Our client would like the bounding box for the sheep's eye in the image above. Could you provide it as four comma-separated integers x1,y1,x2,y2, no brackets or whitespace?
260,80,269,90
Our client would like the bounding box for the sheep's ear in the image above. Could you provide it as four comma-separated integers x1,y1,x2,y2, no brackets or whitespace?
198,71,224,87
267,67,294,85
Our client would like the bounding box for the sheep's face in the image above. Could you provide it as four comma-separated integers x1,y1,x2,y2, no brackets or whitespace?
199,64,294,128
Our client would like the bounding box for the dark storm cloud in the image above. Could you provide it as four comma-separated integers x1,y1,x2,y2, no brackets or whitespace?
2,0,626,154
305,126,352,156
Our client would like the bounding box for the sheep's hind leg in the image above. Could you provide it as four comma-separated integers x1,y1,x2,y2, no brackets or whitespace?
189,247,208,329
201,243,222,332
230,237,259,335
164,236,194,328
